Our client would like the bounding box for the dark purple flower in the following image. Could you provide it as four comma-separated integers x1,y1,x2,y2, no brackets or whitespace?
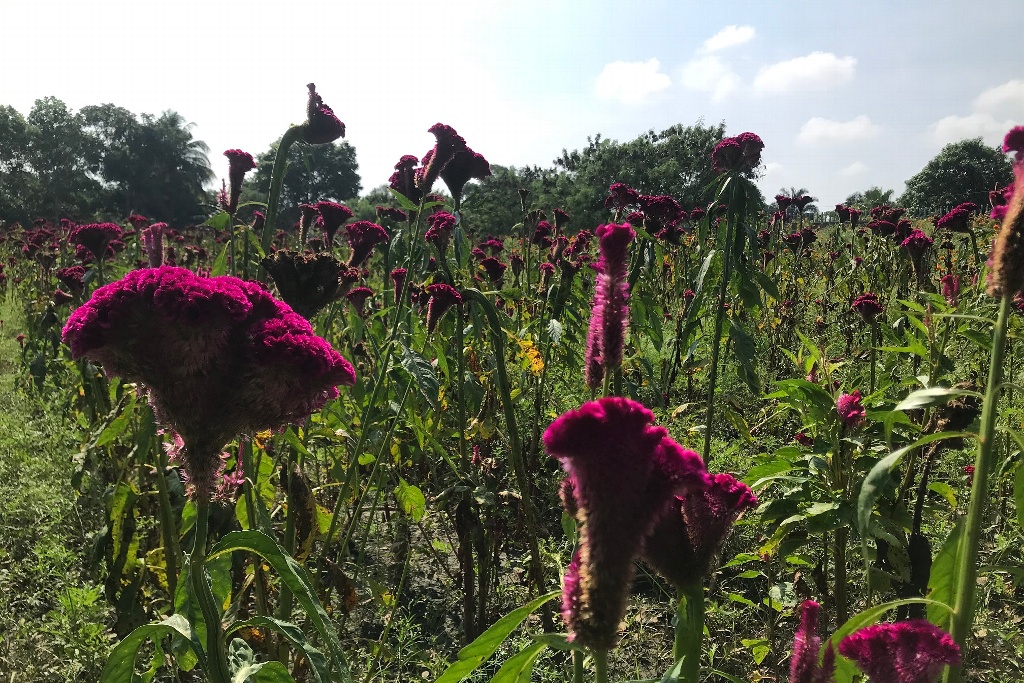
439,147,491,203
839,620,960,683
61,267,355,500
936,206,972,234
346,286,373,318
795,195,815,211
837,390,866,428
836,204,852,222
852,293,883,322
316,201,354,245
70,223,122,261
775,195,794,211
544,397,708,649
301,83,345,144
941,274,960,306
1002,125,1024,164
56,265,87,294
416,123,469,193
223,149,256,215
553,208,571,229
901,229,933,259
390,267,407,303
425,211,456,255
712,137,743,173
795,432,814,447
605,183,639,210
583,223,634,390
375,206,406,223
868,220,897,238
344,221,388,267
262,251,345,319
389,155,423,206
425,283,461,333
789,601,836,683
480,256,507,285
141,222,166,268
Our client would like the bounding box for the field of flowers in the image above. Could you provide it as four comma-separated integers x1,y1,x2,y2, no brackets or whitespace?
1,85,1023,683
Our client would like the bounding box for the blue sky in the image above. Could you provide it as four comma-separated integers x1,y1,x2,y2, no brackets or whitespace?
4,0,1022,211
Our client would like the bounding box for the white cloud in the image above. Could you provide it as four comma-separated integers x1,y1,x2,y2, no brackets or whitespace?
839,161,869,177
702,25,755,53
679,55,740,102
753,52,856,94
928,80,1024,147
595,59,671,105
797,116,881,145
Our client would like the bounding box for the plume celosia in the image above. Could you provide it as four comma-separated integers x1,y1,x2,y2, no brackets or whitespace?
583,223,634,390
789,601,836,683
223,149,256,215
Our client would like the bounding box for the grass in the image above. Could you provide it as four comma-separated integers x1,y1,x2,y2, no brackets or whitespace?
0,288,112,682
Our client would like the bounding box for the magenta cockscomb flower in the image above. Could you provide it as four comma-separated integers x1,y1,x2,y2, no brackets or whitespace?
510,253,525,278
425,211,456,255
604,182,640,210
837,390,866,428
439,147,491,203
56,265,87,295
223,149,256,215
390,267,407,303
736,131,765,168
544,397,708,650
901,229,933,258
141,222,166,268
936,206,972,234
795,195,815,211
712,137,743,173
425,282,461,333
553,208,571,229
775,195,794,211
1002,125,1024,164
839,620,960,683
582,223,634,390
126,214,149,228
479,256,507,285
344,221,388,267
941,274,960,306
316,201,353,245
61,266,355,500
389,154,423,206
852,293,884,323
302,83,345,144
836,205,852,222
789,601,836,683
416,123,469,193
70,223,122,261
346,286,373,318
642,472,756,586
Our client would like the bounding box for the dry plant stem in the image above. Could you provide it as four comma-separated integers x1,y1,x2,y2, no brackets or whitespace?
191,498,231,683
943,293,1012,683
673,582,705,683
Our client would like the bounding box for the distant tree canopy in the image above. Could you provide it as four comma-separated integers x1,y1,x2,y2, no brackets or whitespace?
845,186,895,211
900,138,1012,216
0,97,215,225
250,138,361,229
461,121,741,235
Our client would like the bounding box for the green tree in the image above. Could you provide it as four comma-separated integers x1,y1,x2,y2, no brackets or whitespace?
0,105,36,223
251,138,361,228
901,138,1012,216
844,186,894,211
25,97,102,219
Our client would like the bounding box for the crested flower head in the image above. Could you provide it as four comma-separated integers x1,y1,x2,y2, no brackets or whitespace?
425,211,457,255
262,251,343,319
839,620,960,683
223,149,256,215
70,223,122,261
604,182,639,210
1003,125,1024,165
835,205,852,222
852,292,884,323
376,206,407,223
901,229,933,259
987,143,1024,297
479,256,507,285
544,397,708,649
425,282,461,333
390,267,407,303
416,123,468,193
316,201,353,245
439,147,491,203
389,154,423,206
344,221,388,268
56,265,87,295
936,206,973,234
789,601,836,683
775,195,794,210
837,390,866,428
61,266,355,500
712,137,743,173
346,286,373,318
301,83,345,144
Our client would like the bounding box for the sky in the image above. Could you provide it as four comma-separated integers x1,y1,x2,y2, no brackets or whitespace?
3,0,1023,211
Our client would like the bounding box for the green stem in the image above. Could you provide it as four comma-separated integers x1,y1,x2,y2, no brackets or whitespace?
673,582,705,682
153,434,180,600
702,227,734,461
572,650,585,683
191,498,231,683
258,125,304,283
455,303,468,464
943,294,1013,683
593,649,609,683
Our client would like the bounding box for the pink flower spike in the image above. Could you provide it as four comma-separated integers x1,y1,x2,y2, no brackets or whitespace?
837,390,866,428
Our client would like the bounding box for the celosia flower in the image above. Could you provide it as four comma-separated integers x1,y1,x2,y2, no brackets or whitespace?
553,208,571,229
70,223,122,261
852,293,884,323
940,274,960,306
987,143,1024,296
712,137,743,173
376,206,407,223
480,237,505,255
544,397,708,650
795,195,815,211
788,601,837,683
480,257,507,285
425,283,461,333
736,131,764,168
901,229,933,259
837,390,866,428
316,201,353,245
416,123,469,193
642,472,756,585
223,149,256,215
839,620,960,683
604,183,640,210
251,211,265,233
795,432,814,447
390,267,407,303
61,266,355,500
56,265,86,295
775,195,794,211
301,83,345,144
836,205,852,222
425,211,456,255
510,253,524,278
262,251,344,319
389,155,423,206
126,214,149,228
440,147,491,203
346,286,373,317
344,221,388,267
583,223,634,390
690,207,707,222
142,222,166,268
1003,125,1024,164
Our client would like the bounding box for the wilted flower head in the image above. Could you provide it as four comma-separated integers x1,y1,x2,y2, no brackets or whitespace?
839,620,960,683
70,223,122,261
316,201,353,245
425,283,461,333
344,221,388,267
837,390,866,428
223,149,256,215
301,83,345,144
789,601,836,683
544,397,708,650
262,251,344,319
416,123,468,193
61,266,355,500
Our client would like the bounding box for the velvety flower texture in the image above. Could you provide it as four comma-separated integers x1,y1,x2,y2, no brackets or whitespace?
70,223,122,261
852,293,884,323
390,267,407,303
642,472,756,586
941,274,960,306
837,390,866,428
425,283,461,333
544,397,708,650
416,123,469,194
712,132,763,173
316,201,354,245
604,182,639,210
583,223,634,390
302,83,345,144
789,601,836,683
61,267,355,500
262,251,344,319
936,206,972,234
425,211,456,255
344,221,388,267
440,147,491,203
56,265,86,295
1003,125,1024,164
346,286,373,318
223,149,256,215
839,620,960,683
987,145,1024,297
901,229,933,259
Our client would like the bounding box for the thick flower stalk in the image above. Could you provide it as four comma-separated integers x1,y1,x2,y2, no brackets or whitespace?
544,397,708,651
61,266,355,501
840,621,960,683
583,223,634,392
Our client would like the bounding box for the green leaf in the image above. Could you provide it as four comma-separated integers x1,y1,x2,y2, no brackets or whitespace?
531,632,584,652
927,518,964,629
728,318,760,394
204,211,232,231
227,617,330,683
100,615,201,682
229,639,297,682
208,531,351,683
895,386,982,411
401,344,439,410
95,393,137,448
926,482,957,510
434,591,559,683
388,187,420,211
394,478,426,522
1015,466,1024,529
489,642,546,683
547,319,563,344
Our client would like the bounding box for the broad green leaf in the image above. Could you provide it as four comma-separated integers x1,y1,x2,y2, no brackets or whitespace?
401,344,439,410
531,632,584,652
227,616,330,683
489,642,546,683
927,518,964,629
927,482,957,510
100,615,201,682
394,478,426,522
894,386,982,411
434,591,559,683
229,639,296,682
388,187,420,211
